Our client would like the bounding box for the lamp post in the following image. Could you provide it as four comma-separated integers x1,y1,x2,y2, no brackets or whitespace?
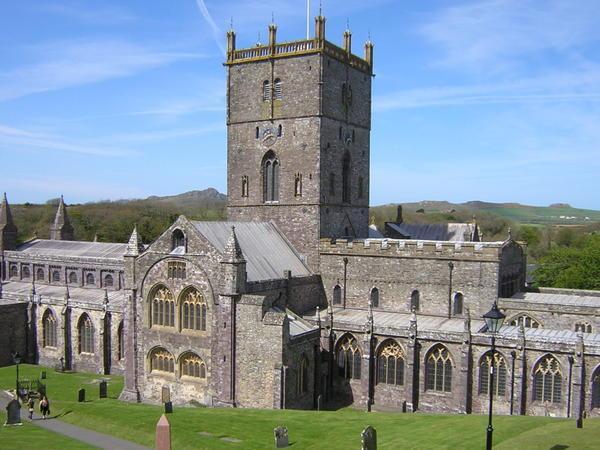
12,352,21,397
483,301,506,450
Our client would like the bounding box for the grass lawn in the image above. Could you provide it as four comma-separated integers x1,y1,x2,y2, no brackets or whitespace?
1,364,598,449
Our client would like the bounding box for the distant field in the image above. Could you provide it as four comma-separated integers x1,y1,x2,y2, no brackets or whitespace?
1,365,599,450
483,205,600,225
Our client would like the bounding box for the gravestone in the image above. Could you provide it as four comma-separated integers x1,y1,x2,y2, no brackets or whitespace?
41,371,47,380
99,380,107,399
274,426,288,448
78,388,85,402
164,401,173,414
155,414,171,450
161,386,170,403
361,425,377,450
4,399,22,426
317,394,322,411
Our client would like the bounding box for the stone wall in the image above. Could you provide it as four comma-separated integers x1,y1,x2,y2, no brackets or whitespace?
0,301,27,367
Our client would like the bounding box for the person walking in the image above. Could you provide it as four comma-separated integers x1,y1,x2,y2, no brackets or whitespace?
39,395,50,419
27,396,35,420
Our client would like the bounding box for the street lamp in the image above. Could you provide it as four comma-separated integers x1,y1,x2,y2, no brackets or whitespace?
483,301,506,450
12,352,21,398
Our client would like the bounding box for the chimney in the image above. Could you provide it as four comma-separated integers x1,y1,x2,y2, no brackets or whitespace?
396,205,403,224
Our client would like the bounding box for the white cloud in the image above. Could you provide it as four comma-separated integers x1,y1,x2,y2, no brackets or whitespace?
0,40,203,102
195,0,226,54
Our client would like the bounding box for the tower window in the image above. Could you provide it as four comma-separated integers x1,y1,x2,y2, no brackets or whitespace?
262,80,270,101
274,78,282,100
262,151,280,202
410,290,420,312
370,287,379,308
277,124,282,137
453,293,464,316
294,173,302,197
241,175,249,197
332,285,342,305
255,126,259,139
342,152,351,203
329,172,335,195
358,176,364,199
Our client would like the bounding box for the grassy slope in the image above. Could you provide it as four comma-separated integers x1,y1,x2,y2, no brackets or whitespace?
1,365,599,449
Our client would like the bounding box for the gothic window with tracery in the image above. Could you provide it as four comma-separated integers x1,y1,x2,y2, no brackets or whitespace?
426,345,452,392
479,351,507,396
332,285,342,305
42,309,57,348
78,314,94,354
181,288,207,331
377,341,404,386
263,151,279,202
151,286,175,327
411,290,420,312
150,348,175,374
453,292,464,316
509,314,541,329
180,353,206,378
533,355,562,403
337,334,361,380
297,355,309,395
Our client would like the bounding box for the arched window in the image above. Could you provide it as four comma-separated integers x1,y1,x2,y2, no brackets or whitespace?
171,229,185,251
22,266,30,279
149,348,175,374
181,288,207,331
262,80,270,101
479,351,507,396
297,355,309,395
68,272,77,284
52,270,60,282
575,322,592,333
453,293,464,316
332,285,342,305
277,124,282,137
377,341,404,386
294,173,302,197
85,273,95,286
36,268,45,281
533,355,562,403
255,126,260,139
509,314,541,329
410,290,420,312
591,367,600,409
117,321,124,360
180,352,206,378
370,287,379,308
342,152,351,203
358,176,364,199
241,175,249,197
104,274,114,288
10,265,18,278
337,334,361,380
78,314,94,354
42,309,57,348
262,151,280,202
150,286,175,327
273,78,282,99
426,345,452,392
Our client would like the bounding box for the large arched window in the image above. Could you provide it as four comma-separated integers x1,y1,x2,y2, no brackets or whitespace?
533,355,562,403
69,272,78,284
150,286,175,327
42,309,57,348
85,273,95,286
509,314,541,329
479,351,507,396
149,347,175,374
591,367,600,409
426,345,452,392
453,293,464,316
370,287,380,308
377,340,404,386
410,290,420,312
332,285,342,305
171,229,186,251
180,352,206,378
22,266,31,279
342,152,351,203
337,334,361,380
78,314,94,354
262,79,271,101
262,151,280,202
297,355,309,395
104,274,114,288
274,78,282,100
117,321,124,360
36,268,45,281
181,288,207,331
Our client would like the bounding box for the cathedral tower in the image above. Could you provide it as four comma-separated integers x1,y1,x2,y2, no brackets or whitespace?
226,16,373,270
0,193,18,252
50,195,74,241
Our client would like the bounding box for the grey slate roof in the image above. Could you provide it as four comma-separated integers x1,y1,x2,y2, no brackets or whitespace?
499,325,600,346
502,292,600,308
15,239,127,260
191,221,310,282
387,222,476,241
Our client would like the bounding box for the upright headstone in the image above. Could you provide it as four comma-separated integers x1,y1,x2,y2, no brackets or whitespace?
274,426,289,448
4,399,22,426
99,381,107,399
155,414,171,450
78,388,85,402
41,371,47,380
164,401,173,414
161,386,170,403
317,394,322,411
361,425,377,450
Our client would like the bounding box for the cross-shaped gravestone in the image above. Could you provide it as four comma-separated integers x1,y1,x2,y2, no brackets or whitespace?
4,399,22,426
99,380,107,398
274,426,289,448
361,425,377,450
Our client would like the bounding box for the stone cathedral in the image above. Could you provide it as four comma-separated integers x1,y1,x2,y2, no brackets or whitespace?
2,16,600,419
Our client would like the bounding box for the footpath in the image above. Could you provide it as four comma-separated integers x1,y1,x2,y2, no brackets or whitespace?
1,392,149,450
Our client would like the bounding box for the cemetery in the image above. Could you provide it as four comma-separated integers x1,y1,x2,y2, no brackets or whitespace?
2,364,600,449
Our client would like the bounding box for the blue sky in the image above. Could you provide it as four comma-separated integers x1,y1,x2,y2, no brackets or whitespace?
1,0,599,209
